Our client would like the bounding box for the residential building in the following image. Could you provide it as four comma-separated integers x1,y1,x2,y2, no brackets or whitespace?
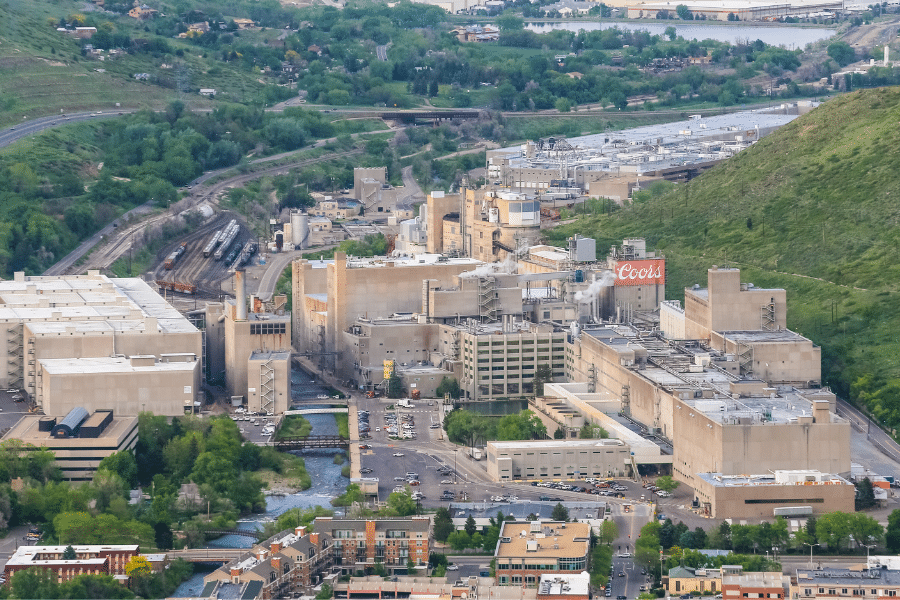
486,439,631,482
694,471,855,519
4,545,139,583
204,525,333,600
793,567,900,599
315,516,432,574
2,409,138,481
494,521,591,587
722,571,788,599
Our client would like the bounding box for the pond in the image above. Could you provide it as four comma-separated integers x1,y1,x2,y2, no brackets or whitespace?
524,21,836,47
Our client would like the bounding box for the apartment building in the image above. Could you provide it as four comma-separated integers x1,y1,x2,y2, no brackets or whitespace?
494,521,591,587
793,568,900,599
722,571,789,600
315,516,432,574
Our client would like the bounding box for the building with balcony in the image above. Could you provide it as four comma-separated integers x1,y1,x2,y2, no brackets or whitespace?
315,516,432,575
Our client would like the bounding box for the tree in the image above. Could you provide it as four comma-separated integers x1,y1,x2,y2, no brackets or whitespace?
496,12,524,31
855,477,876,510
600,520,619,545
97,451,138,488
533,364,552,397
11,567,59,600
465,515,478,536
655,476,680,493
436,377,461,400
434,508,454,542
554,426,567,439
386,488,417,516
387,370,404,399
554,98,571,113
63,545,77,560
579,423,608,438
676,4,692,19
886,509,900,552
665,26,677,40
316,584,333,600
125,555,152,579
552,503,569,522
816,511,852,550
827,41,856,67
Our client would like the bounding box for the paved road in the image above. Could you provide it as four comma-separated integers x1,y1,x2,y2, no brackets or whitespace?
0,111,132,149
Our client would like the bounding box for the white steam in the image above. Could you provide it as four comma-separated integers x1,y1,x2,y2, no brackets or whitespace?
573,271,615,303
459,255,518,278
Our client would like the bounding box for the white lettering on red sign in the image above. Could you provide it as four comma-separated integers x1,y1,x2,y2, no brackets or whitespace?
614,260,665,286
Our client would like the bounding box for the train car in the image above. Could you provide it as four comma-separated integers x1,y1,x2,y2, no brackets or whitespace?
163,243,187,270
234,241,258,268
214,222,240,261
156,280,197,295
202,229,223,258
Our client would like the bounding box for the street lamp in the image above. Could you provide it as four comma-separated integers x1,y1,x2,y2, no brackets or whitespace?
802,542,819,569
863,537,877,561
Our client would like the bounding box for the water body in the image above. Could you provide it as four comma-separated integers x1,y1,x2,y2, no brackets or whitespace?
172,375,346,597
524,21,835,47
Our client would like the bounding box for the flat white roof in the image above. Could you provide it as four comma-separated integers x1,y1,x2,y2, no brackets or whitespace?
490,439,627,450
346,253,481,268
39,356,196,375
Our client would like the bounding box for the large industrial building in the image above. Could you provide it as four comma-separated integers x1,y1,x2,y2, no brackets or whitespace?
486,105,815,196
624,0,842,21
486,438,632,481
0,271,202,416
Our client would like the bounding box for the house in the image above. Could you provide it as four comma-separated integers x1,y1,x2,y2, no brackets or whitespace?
133,73,151,81
74,27,98,39
128,5,158,19
233,18,255,29
199,88,216,97
308,45,322,56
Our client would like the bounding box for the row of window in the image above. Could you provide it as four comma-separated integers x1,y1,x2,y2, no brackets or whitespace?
250,323,287,335
497,563,558,570
802,588,896,596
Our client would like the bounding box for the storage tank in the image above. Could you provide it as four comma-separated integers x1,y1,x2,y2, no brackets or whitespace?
291,210,309,249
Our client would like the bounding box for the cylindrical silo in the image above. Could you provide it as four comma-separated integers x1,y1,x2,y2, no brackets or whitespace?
291,210,309,250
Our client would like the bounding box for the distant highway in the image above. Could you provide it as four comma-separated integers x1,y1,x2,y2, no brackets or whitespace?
0,110,132,149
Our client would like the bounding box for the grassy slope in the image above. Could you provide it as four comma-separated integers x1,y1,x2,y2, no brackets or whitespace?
547,87,900,429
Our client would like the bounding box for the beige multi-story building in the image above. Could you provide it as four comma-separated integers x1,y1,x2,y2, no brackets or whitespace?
792,567,900,599
2,409,138,481
494,521,591,587
693,470,855,519
722,571,789,600
486,438,631,481
450,320,567,401
0,271,201,416
292,252,482,379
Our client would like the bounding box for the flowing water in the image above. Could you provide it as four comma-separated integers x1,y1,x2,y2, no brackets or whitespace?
172,373,346,596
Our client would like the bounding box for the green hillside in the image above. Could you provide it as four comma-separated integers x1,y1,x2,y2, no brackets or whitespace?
548,87,900,434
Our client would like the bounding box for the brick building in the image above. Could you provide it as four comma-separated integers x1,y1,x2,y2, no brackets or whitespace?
494,521,591,587
723,571,788,599
4,545,139,583
315,516,432,575
204,525,333,600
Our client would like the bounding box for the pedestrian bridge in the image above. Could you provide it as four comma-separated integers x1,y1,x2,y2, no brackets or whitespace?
165,548,245,563
285,407,349,415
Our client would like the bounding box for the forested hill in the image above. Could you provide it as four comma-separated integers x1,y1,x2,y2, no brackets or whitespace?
547,87,900,431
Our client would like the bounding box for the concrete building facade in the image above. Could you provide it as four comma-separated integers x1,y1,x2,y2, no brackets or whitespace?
693,471,855,519
2,410,138,481
0,272,201,416
486,439,631,481
494,521,591,587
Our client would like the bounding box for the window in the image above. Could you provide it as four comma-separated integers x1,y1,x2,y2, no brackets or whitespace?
251,323,286,335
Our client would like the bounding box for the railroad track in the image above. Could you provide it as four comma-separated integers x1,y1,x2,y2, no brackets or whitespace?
65,149,364,282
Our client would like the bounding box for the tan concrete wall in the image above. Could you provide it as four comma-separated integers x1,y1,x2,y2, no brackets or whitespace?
695,478,855,519
685,268,787,339
713,334,821,385
426,193,462,254
247,354,291,414
40,360,199,417
292,259,329,354
326,253,477,377
441,218,463,254
225,313,291,400
487,440,631,481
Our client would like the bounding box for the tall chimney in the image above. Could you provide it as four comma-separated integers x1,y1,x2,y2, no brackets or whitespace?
235,269,248,321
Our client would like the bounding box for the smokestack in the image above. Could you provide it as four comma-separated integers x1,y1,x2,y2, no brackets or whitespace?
886,45,890,67
235,269,248,321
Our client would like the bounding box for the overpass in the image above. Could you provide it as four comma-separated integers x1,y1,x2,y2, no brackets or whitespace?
165,548,246,563
273,435,350,450
285,407,349,416
379,110,480,123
